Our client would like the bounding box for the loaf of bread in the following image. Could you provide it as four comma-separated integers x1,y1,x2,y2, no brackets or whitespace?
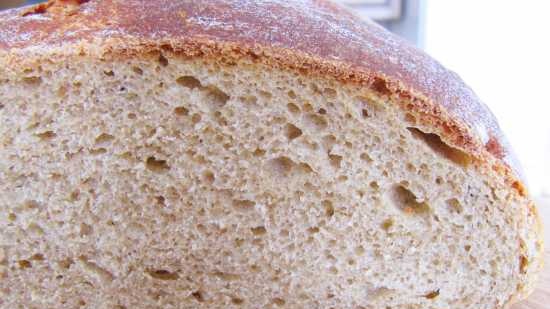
0,0,543,308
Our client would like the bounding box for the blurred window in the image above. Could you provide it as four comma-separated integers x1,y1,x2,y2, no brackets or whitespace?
341,0,402,20
339,0,424,46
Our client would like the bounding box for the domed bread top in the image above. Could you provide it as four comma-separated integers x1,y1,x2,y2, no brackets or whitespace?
0,0,528,190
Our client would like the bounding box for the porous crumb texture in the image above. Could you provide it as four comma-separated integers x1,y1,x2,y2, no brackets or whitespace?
0,54,536,309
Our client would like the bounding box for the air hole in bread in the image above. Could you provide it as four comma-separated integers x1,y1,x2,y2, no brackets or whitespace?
322,134,337,151
520,255,529,273
57,85,68,98
73,81,82,88
285,123,302,140
322,200,335,217
18,260,31,269
267,156,295,176
176,76,202,89
424,290,440,299
287,102,301,114
253,238,264,248
103,70,114,77
95,133,114,144
146,269,179,280
323,88,337,98
22,200,39,211
357,96,385,117
249,264,260,273
27,222,44,236
381,218,394,231
146,157,170,173
245,93,261,103
309,83,322,95
259,90,273,99
27,121,42,131
158,54,169,67
405,113,417,124
303,139,320,151
78,256,114,282
191,290,204,302
126,92,138,100
58,258,74,269
35,130,56,140
79,223,93,236
272,116,286,125
407,127,471,167
371,77,390,95
174,106,189,116
358,153,373,164
214,271,240,281
305,114,328,131
389,185,430,215
307,226,320,234
205,86,230,108
233,199,255,211
90,148,107,155
30,253,44,261
287,90,297,99
191,113,202,124
231,297,245,305
251,226,267,236
132,67,143,75
153,196,165,207
298,162,313,174
302,102,314,112
202,170,215,184
253,148,266,157
328,154,343,169
233,238,244,248
272,298,286,306
354,246,366,256
446,198,463,214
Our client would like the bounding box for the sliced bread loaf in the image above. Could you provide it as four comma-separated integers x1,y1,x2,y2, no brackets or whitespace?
0,0,543,308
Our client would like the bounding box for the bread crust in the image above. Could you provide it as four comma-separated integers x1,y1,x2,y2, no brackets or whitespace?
0,0,519,175
0,0,543,306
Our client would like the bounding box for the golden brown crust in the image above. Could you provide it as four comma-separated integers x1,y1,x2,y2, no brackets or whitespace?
0,0,543,305
0,0,524,180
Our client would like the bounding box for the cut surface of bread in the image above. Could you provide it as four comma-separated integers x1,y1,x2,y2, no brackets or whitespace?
0,1,543,309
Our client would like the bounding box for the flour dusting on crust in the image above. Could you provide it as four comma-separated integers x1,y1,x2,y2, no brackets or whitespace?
0,0,523,180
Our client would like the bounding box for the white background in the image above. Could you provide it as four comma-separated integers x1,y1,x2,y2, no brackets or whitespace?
424,1,550,198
